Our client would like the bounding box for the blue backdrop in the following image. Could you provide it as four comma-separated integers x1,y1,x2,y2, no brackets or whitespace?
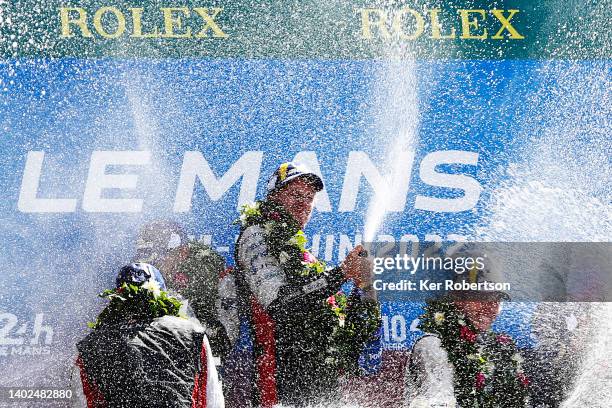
0,59,607,364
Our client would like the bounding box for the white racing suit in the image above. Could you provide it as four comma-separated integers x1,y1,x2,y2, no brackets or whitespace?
236,223,346,313
404,335,457,408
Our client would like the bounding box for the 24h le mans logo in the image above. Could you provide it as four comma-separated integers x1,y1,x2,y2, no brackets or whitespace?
0,313,54,357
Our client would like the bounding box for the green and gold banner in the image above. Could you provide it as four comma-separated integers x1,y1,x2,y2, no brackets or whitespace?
1,0,609,59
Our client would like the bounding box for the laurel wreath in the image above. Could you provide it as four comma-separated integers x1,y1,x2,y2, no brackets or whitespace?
237,201,380,374
88,282,183,329
418,298,529,407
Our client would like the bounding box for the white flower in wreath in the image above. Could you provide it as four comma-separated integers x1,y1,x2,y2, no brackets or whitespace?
325,357,337,365
196,249,211,259
239,212,249,226
239,202,261,225
244,201,260,212
458,319,466,326
263,221,275,236
278,251,290,264
142,279,161,298
434,312,445,324
511,353,524,367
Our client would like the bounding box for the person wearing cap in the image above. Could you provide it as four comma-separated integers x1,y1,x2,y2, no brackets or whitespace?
133,220,188,268
404,249,529,408
73,262,224,408
231,162,380,407
133,220,231,360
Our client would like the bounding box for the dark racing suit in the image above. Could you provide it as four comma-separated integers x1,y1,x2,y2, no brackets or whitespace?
76,315,223,408
234,201,379,407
